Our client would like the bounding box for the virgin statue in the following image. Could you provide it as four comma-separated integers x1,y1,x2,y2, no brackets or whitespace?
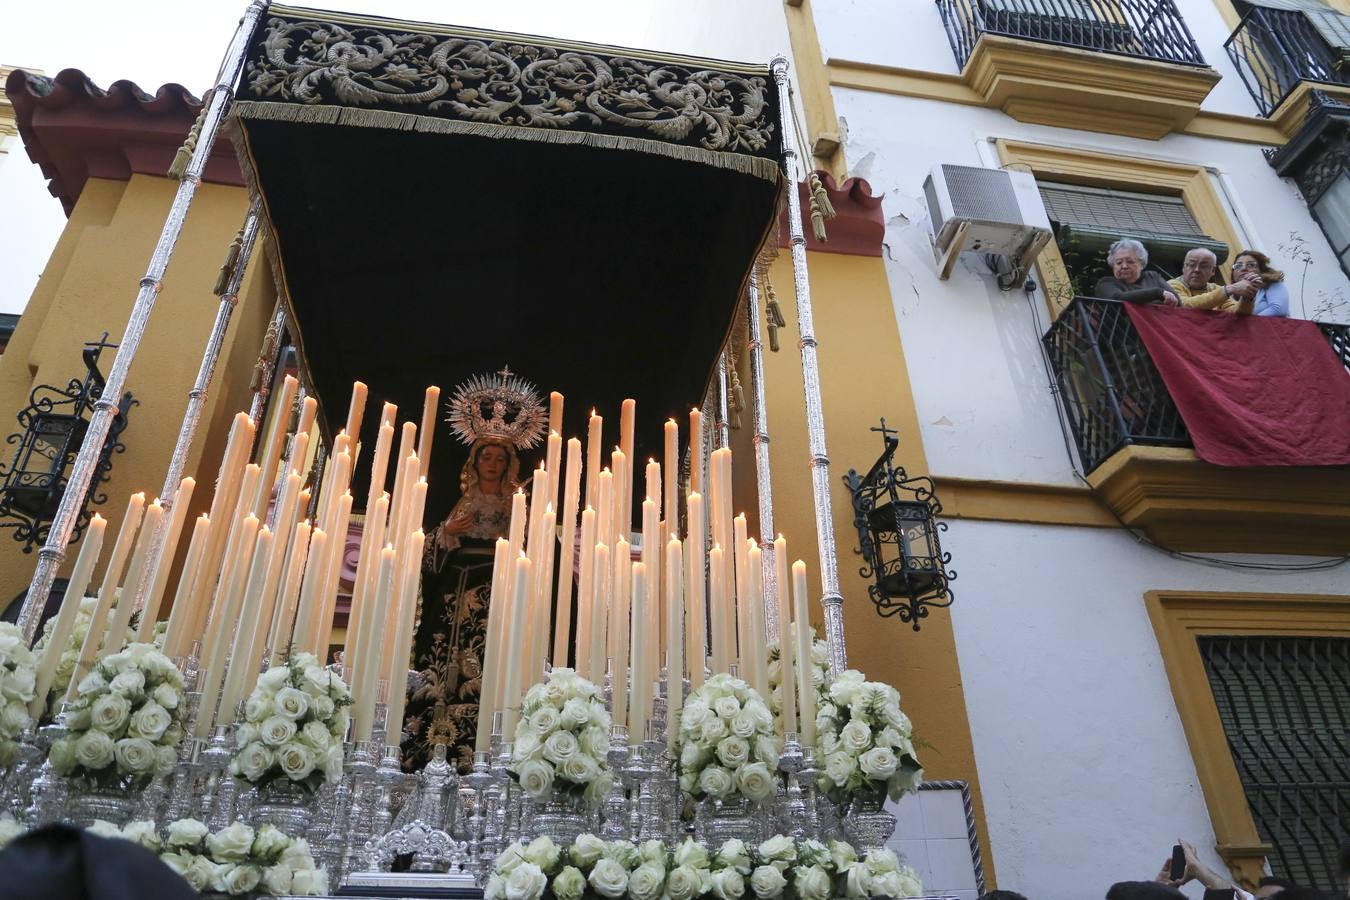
401,368,546,773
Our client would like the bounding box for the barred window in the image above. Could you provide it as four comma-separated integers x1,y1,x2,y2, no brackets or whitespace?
1197,635,1350,889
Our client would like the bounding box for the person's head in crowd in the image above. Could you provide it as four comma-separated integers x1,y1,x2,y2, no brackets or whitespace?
1109,239,1149,286
1256,876,1297,898
1273,889,1340,900
0,823,198,900
979,892,1029,900
1180,248,1220,291
1231,250,1284,287
1107,881,1187,900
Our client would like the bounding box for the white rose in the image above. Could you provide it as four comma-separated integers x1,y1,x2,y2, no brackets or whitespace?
152,683,180,710
160,850,198,887
829,840,857,870
729,710,759,739
64,706,91,732
74,729,115,770
750,865,786,899
754,735,779,770
697,765,734,799
859,746,897,780
278,742,316,781
715,839,750,873
244,692,271,722
700,717,728,743
86,819,123,840
113,737,156,775
257,666,289,692
736,762,776,803
571,833,606,868
710,869,745,900
580,725,608,760
584,771,614,806
300,720,331,750
251,823,291,860
1,703,30,737
560,698,591,730
155,745,177,776
279,836,317,871
127,702,171,743
840,720,872,754
844,864,868,899
679,700,710,732
311,693,335,721
109,670,145,697
605,840,639,868
76,671,107,696
262,863,294,895
713,697,741,720
515,758,554,799
275,686,310,721
758,835,796,867
554,866,588,900
628,863,666,900
672,838,709,870
185,856,216,892
323,743,344,782
165,818,209,848
529,705,561,734
588,858,629,899
47,738,77,775
206,821,255,862
232,741,274,782
120,820,160,851
825,751,857,786
260,715,297,747
216,863,263,895
290,868,330,896
522,836,561,870
666,865,703,900
90,694,131,734
559,753,598,784
543,730,579,766
795,865,831,900
716,736,749,769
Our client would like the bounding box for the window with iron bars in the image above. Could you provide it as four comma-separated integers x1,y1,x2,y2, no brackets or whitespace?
1197,635,1350,890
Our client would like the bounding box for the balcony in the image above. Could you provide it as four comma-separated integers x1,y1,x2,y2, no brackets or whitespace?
1044,297,1350,554
935,0,1221,138
1225,5,1350,134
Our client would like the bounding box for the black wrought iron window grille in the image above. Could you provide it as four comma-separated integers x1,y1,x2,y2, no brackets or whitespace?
0,334,135,552
935,0,1208,71
843,420,955,631
1198,634,1350,890
1043,297,1350,473
1225,4,1350,118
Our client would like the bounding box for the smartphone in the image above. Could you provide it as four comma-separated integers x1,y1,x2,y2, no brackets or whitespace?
1170,845,1187,882
1202,890,1236,900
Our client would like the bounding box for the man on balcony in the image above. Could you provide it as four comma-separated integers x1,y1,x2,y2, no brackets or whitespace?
1166,248,1257,313
1095,239,1181,306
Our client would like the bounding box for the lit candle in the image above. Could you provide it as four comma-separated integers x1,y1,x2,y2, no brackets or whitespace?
610,538,631,731
585,410,603,510
733,514,750,675
525,465,549,562
94,492,146,617
475,537,511,751
102,499,164,654
645,460,660,511
293,528,329,656
553,438,583,665
353,544,396,742
792,560,816,746
162,515,209,656
709,545,727,674
629,561,649,734
252,375,299,517
707,449,726,587
384,529,425,748
549,391,564,436
296,394,318,442
689,408,703,493
641,494,661,687
610,449,626,546
685,492,706,689
590,541,610,688
665,537,683,749
546,429,562,511
774,535,797,736
573,507,597,678
417,386,440,479
344,381,369,450
348,415,396,649
186,463,261,657
29,514,105,718
507,488,528,562
619,399,636,537
747,540,769,698
595,470,613,554
137,476,197,642
218,525,275,720
267,520,311,663
311,491,350,654
349,494,388,686
529,504,555,674
663,418,678,528
501,554,532,740
193,514,260,735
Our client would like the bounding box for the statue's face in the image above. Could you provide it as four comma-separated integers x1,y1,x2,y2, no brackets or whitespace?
476,444,508,482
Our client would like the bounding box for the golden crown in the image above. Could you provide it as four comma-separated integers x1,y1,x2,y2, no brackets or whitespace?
445,365,548,450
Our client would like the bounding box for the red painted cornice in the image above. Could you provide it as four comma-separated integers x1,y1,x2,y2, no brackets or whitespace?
5,68,243,215
778,170,885,257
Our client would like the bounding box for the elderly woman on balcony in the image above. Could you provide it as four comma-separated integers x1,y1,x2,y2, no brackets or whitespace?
1094,239,1181,306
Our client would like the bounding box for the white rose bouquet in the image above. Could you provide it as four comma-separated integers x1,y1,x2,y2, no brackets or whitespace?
677,673,779,804
487,835,676,900
0,622,37,766
815,670,923,804
229,651,351,793
765,628,831,734
509,668,613,805
47,642,185,785
0,813,25,849
32,595,99,717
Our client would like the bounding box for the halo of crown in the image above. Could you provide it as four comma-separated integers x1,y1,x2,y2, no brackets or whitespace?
445,366,549,450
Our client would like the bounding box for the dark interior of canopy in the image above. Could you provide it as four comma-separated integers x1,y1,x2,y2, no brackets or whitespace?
241,119,779,524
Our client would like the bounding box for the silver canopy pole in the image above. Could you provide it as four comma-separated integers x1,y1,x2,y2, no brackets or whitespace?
770,55,847,676
746,268,780,640
16,0,272,645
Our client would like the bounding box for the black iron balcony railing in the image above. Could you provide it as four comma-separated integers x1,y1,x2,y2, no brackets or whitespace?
936,0,1209,70
1225,6,1350,117
1043,297,1350,473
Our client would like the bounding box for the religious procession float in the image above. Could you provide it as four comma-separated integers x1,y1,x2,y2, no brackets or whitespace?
0,4,938,897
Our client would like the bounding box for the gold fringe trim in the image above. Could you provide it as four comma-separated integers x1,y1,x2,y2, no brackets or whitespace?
231,100,782,184
807,172,836,243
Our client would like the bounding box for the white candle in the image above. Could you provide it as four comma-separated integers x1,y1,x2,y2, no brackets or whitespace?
590,541,610,689
417,386,440,479
610,449,626,546
353,544,396,742
476,537,511,751
792,560,817,746
344,381,369,450
553,438,583,665
619,399,636,538
162,515,209,657
548,391,564,436
294,528,329,656
641,495,660,693
384,529,425,748
348,416,396,656
709,545,728,674
665,537,683,749
663,419,679,531
529,504,555,675
94,492,146,616
103,499,163,653
194,514,260,736
219,525,275,720
610,539,630,731
545,430,562,511
732,514,750,674
349,493,389,677
502,554,532,740
573,507,597,678
507,488,528,562
747,540,769,698
689,408,703,493
296,394,318,443
595,470,613,555
585,410,603,510
29,514,105,718
685,492,706,689
253,375,298,517
645,460,660,511
312,489,351,654
773,535,797,736
629,561,649,735
268,520,312,663
137,476,196,642
190,463,261,654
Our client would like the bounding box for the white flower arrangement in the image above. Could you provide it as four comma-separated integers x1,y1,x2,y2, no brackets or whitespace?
815,669,923,804
486,833,923,900
765,628,831,731
47,642,186,785
83,817,328,896
32,595,100,716
229,651,351,793
0,622,37,767
0,813,24,849
676,673,779,804
509,667,613,805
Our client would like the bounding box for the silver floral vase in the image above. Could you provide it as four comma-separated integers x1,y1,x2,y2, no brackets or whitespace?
250,777,314,834
699,794,761,845
843,782,896,853
529,790,592,846
69,778,140,827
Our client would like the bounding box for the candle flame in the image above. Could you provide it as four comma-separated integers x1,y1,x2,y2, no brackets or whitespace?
92,513,105,522
132,491,146,500
777,533,785,541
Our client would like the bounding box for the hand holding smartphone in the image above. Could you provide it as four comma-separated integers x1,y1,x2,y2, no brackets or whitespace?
1170,844,1187,882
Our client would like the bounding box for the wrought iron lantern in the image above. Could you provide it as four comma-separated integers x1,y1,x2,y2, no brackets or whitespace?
843,419,955,630
0,334,135,552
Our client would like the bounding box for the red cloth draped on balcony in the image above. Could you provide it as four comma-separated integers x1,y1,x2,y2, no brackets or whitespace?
1124,305,1350,466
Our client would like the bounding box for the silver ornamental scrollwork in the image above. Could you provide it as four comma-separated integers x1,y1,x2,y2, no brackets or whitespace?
246,18,774,154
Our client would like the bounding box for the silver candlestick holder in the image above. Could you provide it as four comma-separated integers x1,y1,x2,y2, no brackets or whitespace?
600,725,630,840
341,739,379,877
201,724,239,829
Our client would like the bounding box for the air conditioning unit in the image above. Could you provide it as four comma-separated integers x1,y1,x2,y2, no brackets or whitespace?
923,163,1053,281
